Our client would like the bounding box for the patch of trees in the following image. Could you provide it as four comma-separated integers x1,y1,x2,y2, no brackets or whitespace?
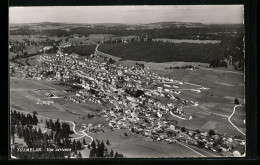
136,62,145,69
234,98,240,104
208,129,215,136
125,88,144,98
181,127,186,132
89,139,125,158
62,45,96,57
167,65,199,70
11,110,38,128
107,57,116,64
45,119,72,138
234,59,244,71
209,59,228,68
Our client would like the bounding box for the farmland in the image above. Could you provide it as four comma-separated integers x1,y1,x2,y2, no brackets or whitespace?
152,38,221,44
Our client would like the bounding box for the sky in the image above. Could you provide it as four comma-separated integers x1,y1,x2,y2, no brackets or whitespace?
9,5,244,24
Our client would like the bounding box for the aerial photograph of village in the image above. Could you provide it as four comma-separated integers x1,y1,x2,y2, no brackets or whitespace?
9,6,245,159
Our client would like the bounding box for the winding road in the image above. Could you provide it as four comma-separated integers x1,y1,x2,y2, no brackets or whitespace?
228,103,245,136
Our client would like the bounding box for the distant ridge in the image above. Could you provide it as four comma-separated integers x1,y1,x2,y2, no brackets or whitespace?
10,21,243,26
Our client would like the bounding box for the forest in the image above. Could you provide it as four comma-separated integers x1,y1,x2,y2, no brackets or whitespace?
62,45,96,56
98,33,244,69
99,42,226,63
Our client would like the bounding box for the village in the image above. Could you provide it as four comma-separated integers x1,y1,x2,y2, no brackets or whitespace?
9,42,246,157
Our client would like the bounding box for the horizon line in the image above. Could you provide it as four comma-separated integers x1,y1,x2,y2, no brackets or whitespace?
9,21,244,25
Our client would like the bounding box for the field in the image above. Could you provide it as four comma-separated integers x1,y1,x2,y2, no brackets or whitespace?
116,60,209,69
10,77,105,128
150,67,245,137
152,38,221,44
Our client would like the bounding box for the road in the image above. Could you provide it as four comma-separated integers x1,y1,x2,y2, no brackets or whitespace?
180,142,219,157
176,141,206,157
170,111,187,120
177,131,219,157
228,103,245,136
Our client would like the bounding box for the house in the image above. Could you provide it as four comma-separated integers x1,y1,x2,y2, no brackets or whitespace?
45,92,54,97
205,142,213,149
212,146,222,152
233,150,243,157
157,87,163,93
87,124,94,130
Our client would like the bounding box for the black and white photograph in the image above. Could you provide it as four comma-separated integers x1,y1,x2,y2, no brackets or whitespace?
9,5,246,159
